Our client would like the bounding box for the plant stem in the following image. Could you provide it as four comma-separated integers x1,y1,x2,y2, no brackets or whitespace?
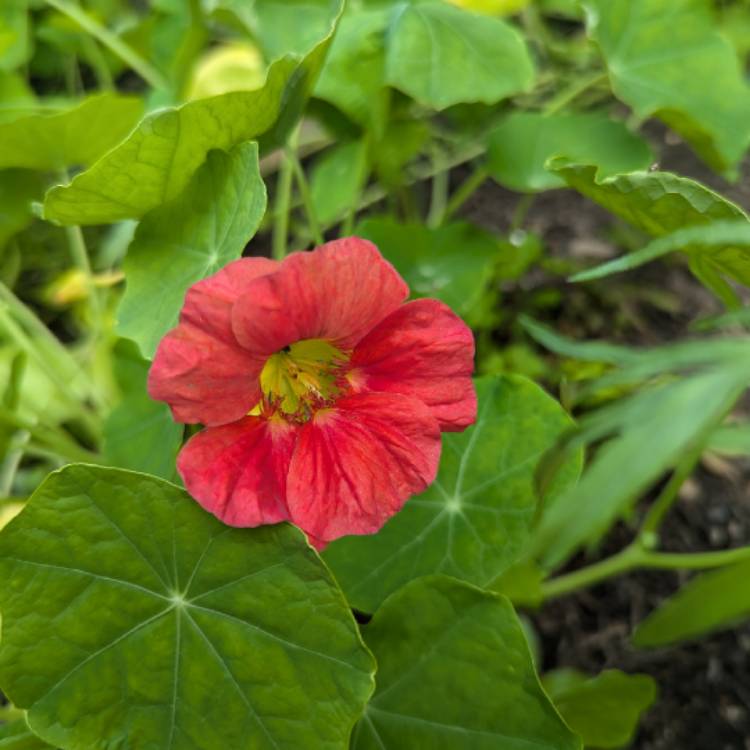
427,144,449,228
638,448,703,544
288,149,323,246
543,71,609,116
510,193,535,232
272,149,294,260
540,543,750,601
44,0,168,90
443,164,489,222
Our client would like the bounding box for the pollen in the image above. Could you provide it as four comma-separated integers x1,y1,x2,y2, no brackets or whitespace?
259,338,350,419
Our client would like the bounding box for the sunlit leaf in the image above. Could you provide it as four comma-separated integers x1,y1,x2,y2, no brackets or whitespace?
385,0,535,109
584,0,750,173
0,465,375,750
0,94,143,171
488,112,652,192
352,576,581,750
324,375,581,612
0,0,30,72
0,718,52,749
117,141,266,359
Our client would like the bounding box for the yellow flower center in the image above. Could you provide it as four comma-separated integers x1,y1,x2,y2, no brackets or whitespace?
258,339,349,419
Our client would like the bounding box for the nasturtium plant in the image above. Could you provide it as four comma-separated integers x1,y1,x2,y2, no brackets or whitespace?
324,375,581,612
0,465,375,749
4,0,750,746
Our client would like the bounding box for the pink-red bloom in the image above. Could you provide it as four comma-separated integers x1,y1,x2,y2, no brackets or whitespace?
149,238,476,548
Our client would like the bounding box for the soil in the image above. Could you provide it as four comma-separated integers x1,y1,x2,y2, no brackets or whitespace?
454,124,750,749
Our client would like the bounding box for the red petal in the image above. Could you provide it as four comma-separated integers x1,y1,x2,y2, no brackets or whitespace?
350,299,477,431
286,393,441,544
148,258,276,426
231,237,409,355
177,416,299,527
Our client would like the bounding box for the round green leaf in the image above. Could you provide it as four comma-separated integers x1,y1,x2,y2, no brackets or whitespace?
117,141,267,359
323,375,581,612
487,112,652,192
352,576,581,750
354,217,500,326
584,0,750,173
0,465,375,750
384,1,535,109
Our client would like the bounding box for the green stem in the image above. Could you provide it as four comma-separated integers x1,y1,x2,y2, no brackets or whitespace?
427,146,449,228
510,193,535,232
0,430,29,496
0,304,100,437
272,150,294,260
543,71,609,116
288,150,323,246
540,544,750,601
443,164,489,222
44,0,168,90
638,448,703,545
81,36,114,90
0,408,100,465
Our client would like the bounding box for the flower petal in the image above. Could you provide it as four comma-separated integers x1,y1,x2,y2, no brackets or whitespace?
177,416,299,527
231,237,409,355
350,298,477,431
148,257,277,426
286,392,441,544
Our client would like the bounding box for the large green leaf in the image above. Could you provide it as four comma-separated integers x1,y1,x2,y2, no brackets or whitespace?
487,112,652,192
323,375,581,612
354,217,500,325
102,339,184,480
633,558,750,647
384,0,535,109
352,576,581,750
0,465,375,750
553,163,748,234
553,162,750,300
314,5,389,128
43,11,339,227
117,141,266,359
0,94,144,172
543,670,657,749
584,0,750,173
0,719,52,749
532,358,750,569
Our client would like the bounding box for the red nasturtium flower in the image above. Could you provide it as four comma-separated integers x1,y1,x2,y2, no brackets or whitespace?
149,238,477,548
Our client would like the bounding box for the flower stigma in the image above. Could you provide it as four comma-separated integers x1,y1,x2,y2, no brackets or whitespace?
257,338,350,420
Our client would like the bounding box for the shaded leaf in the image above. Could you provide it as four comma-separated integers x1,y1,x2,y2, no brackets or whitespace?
352,576,580,750
310,139,368,225
543,669,657,749
117,141,266,359
324,375,581,612
0,94,143,171
102,339,183,481
707,422,750,456
0,465,375,750
488,112,652,192
385,0,535,109
584,0,750,173
354,217,500,325
634,557,750,647
0,170,42,250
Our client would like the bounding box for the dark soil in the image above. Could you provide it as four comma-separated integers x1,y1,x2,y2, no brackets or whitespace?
455,124,750,749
